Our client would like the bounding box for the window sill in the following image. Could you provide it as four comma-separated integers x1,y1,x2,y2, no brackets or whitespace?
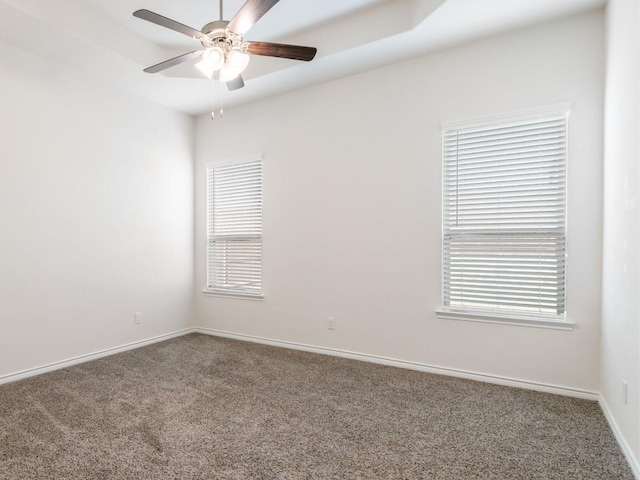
202,290,264,301
435,309,575,331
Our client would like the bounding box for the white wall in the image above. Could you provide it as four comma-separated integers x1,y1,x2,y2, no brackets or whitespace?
0,40,195,378
601,0,640,466
195,11,605,393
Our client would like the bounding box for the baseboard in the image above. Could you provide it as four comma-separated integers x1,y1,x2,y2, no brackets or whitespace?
194,327,599,401
2,326,600,401
0,328,196,386
599,396,640,479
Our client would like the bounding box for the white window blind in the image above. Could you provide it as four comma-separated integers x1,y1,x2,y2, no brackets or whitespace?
206,156,262,297
442,112,567,320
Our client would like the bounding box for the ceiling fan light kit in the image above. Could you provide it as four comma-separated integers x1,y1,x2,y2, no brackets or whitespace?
133,0,317,93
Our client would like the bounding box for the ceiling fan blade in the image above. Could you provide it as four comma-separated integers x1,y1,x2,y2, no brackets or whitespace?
227,0,280,36
245,42,317,62
143,51,202,74
226,75,245,91
133,10,203,39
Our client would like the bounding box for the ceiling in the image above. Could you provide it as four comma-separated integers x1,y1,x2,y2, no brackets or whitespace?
0,0,605,116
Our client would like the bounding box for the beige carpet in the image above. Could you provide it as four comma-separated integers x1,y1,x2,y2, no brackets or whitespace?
0,333,634,479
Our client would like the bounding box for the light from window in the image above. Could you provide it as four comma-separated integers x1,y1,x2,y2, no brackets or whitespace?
442,110,568,320
206,156,263,297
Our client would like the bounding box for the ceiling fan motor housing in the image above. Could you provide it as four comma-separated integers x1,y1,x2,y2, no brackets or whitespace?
200,20,242,50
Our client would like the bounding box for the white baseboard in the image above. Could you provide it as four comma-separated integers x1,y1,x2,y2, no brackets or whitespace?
0,328,195,386
0,326,601,402
194,327,599,401
599,396,640,479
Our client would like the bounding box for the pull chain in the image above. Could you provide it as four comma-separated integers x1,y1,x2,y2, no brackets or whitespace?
210,77,224,120
210,77,215,119
219,79,224,118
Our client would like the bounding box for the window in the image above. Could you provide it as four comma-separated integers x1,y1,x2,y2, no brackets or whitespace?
206,155,263,297
441,108,568,323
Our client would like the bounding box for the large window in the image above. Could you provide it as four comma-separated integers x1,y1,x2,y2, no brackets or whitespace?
441,108,568,323
206,155,263,297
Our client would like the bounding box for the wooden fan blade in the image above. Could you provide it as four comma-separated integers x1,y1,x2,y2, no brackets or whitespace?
143,51,202,74
134,10,203,39
227,0,280,36
245,42,317,62
226,75,245,91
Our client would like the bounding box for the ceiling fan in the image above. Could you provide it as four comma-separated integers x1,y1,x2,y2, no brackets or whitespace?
133,0,318,91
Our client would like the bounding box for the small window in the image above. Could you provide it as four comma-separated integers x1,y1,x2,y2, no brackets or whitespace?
205,155,263,297
441,109,568,322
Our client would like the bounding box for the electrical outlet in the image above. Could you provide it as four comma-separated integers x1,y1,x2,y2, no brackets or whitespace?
134,312,142,325
622,380,628,405
326,317,336,330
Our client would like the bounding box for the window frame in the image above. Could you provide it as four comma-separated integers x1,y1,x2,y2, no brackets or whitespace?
436,104,574,330
203,154,264,299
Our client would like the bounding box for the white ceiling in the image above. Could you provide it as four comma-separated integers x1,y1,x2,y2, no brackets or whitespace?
0,0,605,116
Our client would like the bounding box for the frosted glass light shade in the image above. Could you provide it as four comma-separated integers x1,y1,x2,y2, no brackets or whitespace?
219,50,250,81
227,50,250,70
196,47,225,79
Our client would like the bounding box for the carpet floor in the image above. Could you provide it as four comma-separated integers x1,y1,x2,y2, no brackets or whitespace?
0,333,634,479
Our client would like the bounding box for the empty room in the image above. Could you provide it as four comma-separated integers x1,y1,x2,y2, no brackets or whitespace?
0,0,638,478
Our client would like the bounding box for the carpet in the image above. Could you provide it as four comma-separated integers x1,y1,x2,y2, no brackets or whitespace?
0,333,633,479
